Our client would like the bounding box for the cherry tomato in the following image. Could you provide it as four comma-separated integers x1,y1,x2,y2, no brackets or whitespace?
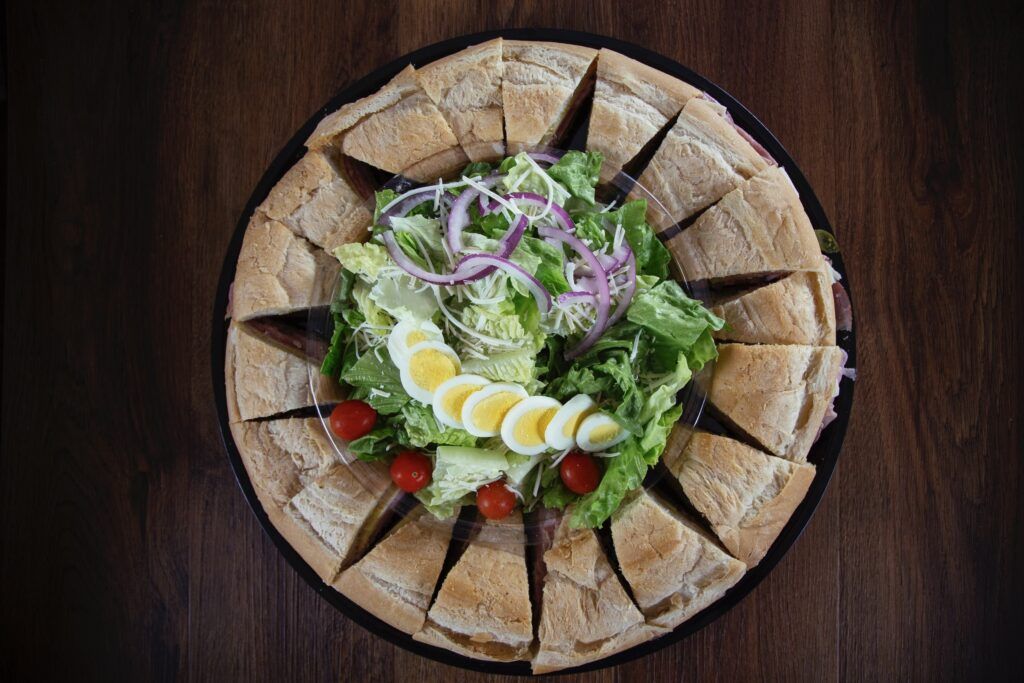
476,481,516,520
329,400,377,441
559,451,601,494
390,450,432,493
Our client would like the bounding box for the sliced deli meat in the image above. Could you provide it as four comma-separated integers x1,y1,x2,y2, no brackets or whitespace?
638,97,769,228
413,513,534,662
532,511,659,674
711,270,837,345
231,216,338,321
666,166,823,283
257,149,372,252
306,65,467,182
664,428,816,568
501,41,598,154
703,344,843,463
334,506,456,635
416,39,506,162
610,490,746,630
586,48,700,170
224,320,344,422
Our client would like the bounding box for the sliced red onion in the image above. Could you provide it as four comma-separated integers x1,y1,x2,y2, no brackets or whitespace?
456,254,552,313
606,248,637,327
528,151,563,165
447,176,501,253
452,215,529,279
539,226,610,358
382,232,486,285
507,192,576,233
379,187,436,227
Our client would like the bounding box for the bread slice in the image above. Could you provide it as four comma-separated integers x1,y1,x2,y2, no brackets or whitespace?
667,430,815,567
666,166,822,283
224,320,344,422
704,344,843,462
501,41,598,154
532,512,659,674
306,65,467,182
586,49,700,170
413,513,533,662
273,463,397,583
231,216,339,321
711,270,837,345
229,417,340,514
610,490,746,630
638,97,769,228
256,150,371,252
416,39,505,162
334,506,456,635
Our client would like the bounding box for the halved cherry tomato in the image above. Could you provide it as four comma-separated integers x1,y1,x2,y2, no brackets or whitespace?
559,451,601,494
329,400,377,441
390,450,432,493
476,480,516,520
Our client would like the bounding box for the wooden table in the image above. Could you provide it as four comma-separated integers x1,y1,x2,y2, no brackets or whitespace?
3,1,1022,680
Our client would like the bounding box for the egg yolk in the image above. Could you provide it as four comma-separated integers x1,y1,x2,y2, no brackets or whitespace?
562,406,598,438
588,423,621,444
513,407,559,447
409,349,458,392
439,383,481,420
406,330,428,347
471,392,523,433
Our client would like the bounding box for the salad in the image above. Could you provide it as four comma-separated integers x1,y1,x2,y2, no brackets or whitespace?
320,150,725,528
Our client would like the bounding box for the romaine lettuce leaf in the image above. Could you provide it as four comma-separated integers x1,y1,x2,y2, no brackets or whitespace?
462,348,538,385
547,150,603,205
569,438,648,528
347,427,395,462
368,274,438,322
398,403,478,448
500,152,571,205
415,446,509,519
626,280,725,372
341,349,409,415
512,236,569,295
351,280,394,329
334,242,391,280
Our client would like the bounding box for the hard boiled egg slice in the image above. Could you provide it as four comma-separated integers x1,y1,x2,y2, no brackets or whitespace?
387,319,443,365
398,341,461,404
501,396,562,456
544,394,598,450
575,412,630,452
461,382,528,437
432,374,491,429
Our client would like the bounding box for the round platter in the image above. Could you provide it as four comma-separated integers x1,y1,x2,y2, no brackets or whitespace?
212,28,856,675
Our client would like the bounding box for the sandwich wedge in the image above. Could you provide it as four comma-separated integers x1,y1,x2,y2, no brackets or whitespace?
532,511,659,674
664,428,816,568
704,344,843,462
256,149,372,252
416,39,505,162
610,490,746,630
586,49,700,170
638,97,769,228
306,65,467,182
273,462,401,584
231,216,339,321
711,270,837,345
229,417,340,514
501,41,598,154
224,320,344,422
334,506,456,635
666,165,823,284
413,512,533,662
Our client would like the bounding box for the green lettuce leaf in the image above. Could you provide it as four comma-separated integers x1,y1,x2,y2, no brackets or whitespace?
500,152,571,205
512,236,570,295
398,403,478,448
333,242,391,280
368,274,439,323
638,404,683,465
462,348,538,385
610,200,671,279
547,151,603,205
415,446,509,519
569,438,648,528
626,280,725,372
341,349,410,415
347,427,396,462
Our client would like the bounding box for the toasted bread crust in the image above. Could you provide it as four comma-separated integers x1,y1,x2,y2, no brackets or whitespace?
712,270,837,345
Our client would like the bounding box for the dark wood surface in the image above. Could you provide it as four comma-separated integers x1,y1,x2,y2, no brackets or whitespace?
3,1,1022,680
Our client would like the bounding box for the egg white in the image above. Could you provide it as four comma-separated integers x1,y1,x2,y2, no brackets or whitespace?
387,319,443,365
432,374,491,429
461,382,528,437
575,412,630,452
543,394,598,450
397,341,461,404
501,396,562,456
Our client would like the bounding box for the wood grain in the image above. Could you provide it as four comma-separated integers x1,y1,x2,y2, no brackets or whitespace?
3,1,1022,681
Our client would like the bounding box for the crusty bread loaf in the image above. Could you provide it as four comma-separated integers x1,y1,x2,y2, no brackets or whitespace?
229,417,340,514
256,150,371,252
416,39,505,162
231,216,338,321
611,490,746,630
224,321,344,422
705,344,843,462
334,507,456,635
413,512,533,662
668,430,815,567
501,41,597,154
586,49,699,170
639,97,769,228
532,512,659,674
273,463,394,583
666,166,822,282
305,65,467,182
712,270,837,345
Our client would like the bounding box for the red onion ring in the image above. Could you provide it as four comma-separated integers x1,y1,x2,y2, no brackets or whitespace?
379,186,437,227
447,176,500,253
456,254,552,313
539,226,610,358
452,215,529,279
528,151,563,165
605,248,637,328
382,232,486,285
